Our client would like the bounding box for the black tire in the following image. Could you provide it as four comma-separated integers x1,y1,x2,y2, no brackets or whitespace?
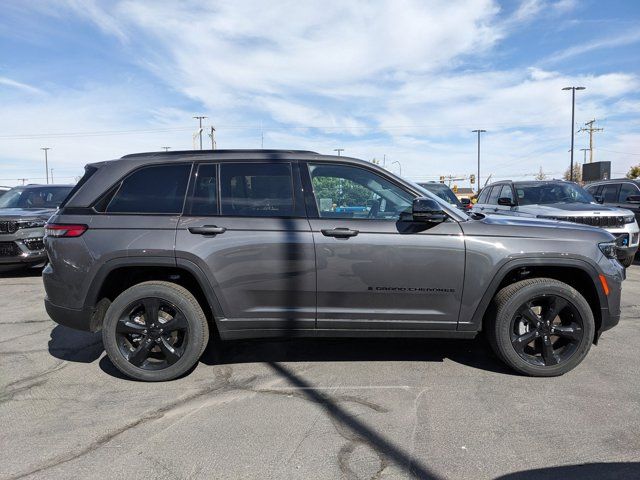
487,278,595,377
102,281,209,382
620,255,634,268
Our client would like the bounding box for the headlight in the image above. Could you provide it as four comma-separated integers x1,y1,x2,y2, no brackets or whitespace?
624,216,635,224
598,241,618,259
16,220,46,229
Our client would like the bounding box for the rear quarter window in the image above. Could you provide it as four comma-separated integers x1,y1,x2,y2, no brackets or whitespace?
103,164,191,214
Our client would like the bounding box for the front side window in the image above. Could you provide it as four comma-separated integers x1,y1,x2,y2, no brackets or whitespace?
105,164,191,214
220,163,294,217
308,163,413,220
499,185,514,202
487,186,501,204
619,183,639,202
190,164,218,215
601,184,619,203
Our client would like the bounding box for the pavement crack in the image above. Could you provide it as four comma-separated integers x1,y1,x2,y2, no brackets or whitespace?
0,361,68,403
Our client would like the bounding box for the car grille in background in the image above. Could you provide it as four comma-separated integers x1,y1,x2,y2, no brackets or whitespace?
538,215,626,228
0,242,21,257
0,221,18,234
614,233,630,247
22,238,44,251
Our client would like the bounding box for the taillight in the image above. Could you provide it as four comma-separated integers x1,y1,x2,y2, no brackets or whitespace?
44,224,88,238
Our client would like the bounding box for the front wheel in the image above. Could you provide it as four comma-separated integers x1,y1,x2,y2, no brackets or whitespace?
487,278,595,377
102,281,209,381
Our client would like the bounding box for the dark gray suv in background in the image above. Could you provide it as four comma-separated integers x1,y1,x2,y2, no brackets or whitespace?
44,150,624,381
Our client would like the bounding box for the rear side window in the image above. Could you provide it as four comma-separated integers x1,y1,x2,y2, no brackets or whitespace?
619,183,640,202
105,164,191,214
601,184,619,203
220,163,294,217
59,165,97,208
477,187,491,204
487,186,501,204
190,164,218,215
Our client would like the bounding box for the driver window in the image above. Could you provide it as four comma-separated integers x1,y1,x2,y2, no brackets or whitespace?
308,163,413,220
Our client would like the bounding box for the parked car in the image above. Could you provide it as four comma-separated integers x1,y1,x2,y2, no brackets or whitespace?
0,186,11,198
472,180,639,267
418,182,469,210
0,184,73,271
44,150,624,381
584,179,640,227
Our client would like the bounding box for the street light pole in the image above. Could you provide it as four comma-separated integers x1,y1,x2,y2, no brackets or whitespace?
40,147,50,184
562,86,586,181
391,160,402,176
334,148,344,156
193,116,207,150
471,130,486,193
162,146,171,152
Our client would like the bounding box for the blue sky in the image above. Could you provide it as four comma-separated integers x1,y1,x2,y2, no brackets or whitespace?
0,0,639,187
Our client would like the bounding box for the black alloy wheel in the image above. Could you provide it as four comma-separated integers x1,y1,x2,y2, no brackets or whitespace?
116,298,189,370
510,295,584,367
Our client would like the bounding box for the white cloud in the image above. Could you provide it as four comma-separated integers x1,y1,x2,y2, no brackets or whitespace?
0,77,46,96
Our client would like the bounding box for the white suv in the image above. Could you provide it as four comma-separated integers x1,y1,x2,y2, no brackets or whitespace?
473,180,639,267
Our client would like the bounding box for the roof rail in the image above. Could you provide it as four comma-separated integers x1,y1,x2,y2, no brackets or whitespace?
120,149,319,159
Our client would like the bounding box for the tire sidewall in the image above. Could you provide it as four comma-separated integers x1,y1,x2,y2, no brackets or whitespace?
102,283,207,382
494,282,595,377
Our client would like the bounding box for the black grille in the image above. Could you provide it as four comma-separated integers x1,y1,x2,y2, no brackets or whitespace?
540,215,626,228
0,242,21,257
0,221,18,234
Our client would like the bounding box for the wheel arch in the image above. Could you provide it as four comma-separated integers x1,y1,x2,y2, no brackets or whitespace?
85,257,224,333
465,257,608,339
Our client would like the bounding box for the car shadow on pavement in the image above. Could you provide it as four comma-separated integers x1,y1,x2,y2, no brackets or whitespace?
199,336,517,376
494,462,640,480
47,325,103,363
0,266,44,278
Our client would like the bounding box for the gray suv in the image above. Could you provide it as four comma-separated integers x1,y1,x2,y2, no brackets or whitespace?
0,184,73,271
44,150,625,381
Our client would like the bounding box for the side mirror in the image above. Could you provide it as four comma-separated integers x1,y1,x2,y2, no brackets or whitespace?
626,195,640,204
460,198,471,206
594,195,604,204
497,197,515,207
412,197,447,223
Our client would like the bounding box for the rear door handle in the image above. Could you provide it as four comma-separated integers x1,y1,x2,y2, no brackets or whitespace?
188,225,227,236
321,227,359,238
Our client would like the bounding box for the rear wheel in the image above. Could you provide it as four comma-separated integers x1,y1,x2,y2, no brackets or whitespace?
487,278,595,377
102,281,209,381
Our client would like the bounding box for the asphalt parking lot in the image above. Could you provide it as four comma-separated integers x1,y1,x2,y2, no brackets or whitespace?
1,266,639,480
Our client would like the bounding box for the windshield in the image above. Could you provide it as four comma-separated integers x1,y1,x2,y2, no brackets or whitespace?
0,186,73,209
515,182,595,206
418,183,462,206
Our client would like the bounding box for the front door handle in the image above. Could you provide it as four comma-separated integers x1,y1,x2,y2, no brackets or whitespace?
188,225,227,236
321,227,359,238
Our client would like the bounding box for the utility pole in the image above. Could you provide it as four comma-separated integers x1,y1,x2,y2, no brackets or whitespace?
334,148,344,156
578,119,603,163
50,169,54,183
579,148,589,163
561,86,586,181
162,147,171,152
193,116,207,150
40,147,51,184
20,178,28,185
208,126,217,150
471,130,486,193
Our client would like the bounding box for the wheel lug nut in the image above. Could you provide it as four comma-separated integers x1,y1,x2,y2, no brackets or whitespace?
143,330,147,334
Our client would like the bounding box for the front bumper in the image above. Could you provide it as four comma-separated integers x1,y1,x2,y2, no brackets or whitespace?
0,238,47,266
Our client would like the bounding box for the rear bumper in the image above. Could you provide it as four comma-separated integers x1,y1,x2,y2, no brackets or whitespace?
45,298,98,332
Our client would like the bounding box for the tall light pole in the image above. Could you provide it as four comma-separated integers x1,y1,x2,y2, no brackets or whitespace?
193,116,207,150
391,160,402,176
40,147,50,184
562,86,586,181
162,146,171,152
471,130,486,193
334,148,344,156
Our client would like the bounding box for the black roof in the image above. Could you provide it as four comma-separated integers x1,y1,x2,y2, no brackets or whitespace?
121,149,318,159
585,178,640,185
